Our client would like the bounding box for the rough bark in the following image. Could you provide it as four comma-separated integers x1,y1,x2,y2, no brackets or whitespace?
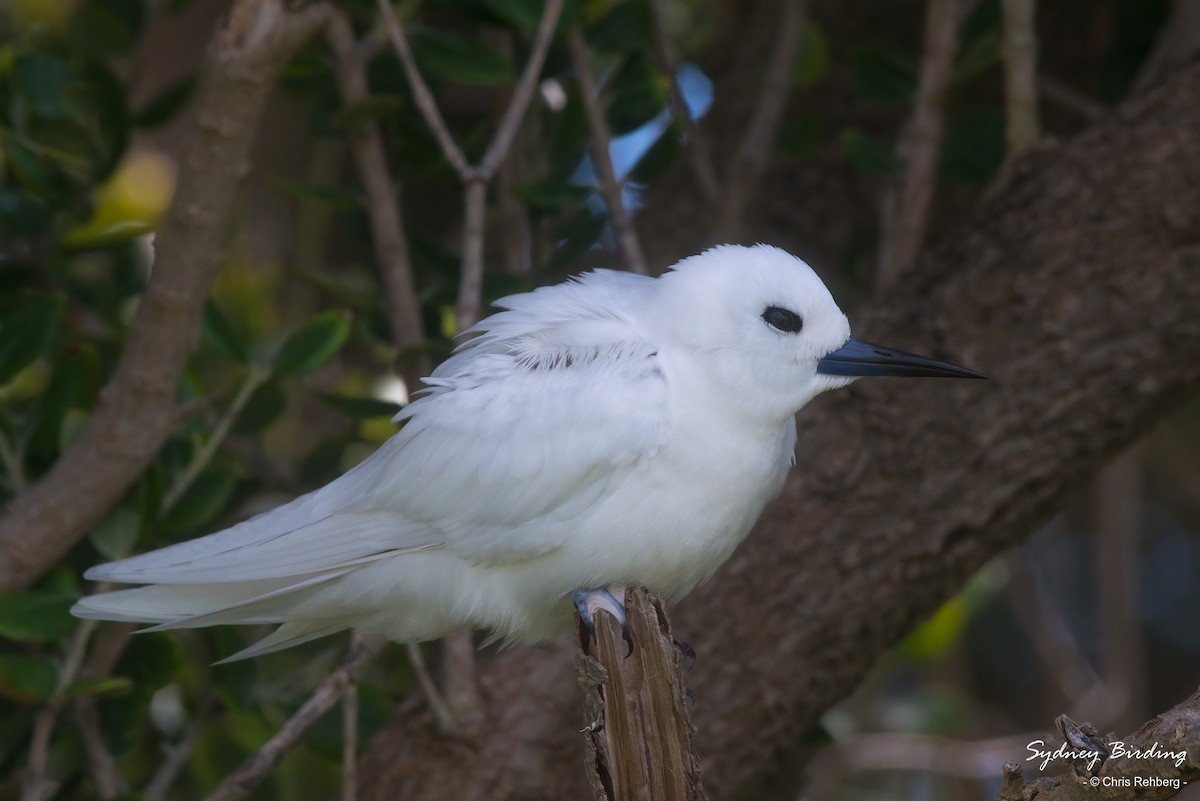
357,61,1200,801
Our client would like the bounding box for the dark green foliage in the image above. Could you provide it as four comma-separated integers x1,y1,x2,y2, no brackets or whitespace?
853,48,916,104
840,127,901,176
312,392,403,420
272,312,352,377
604,54,667,135
0,591,76,643
0,294,64,385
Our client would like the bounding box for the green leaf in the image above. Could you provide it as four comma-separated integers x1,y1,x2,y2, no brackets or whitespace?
605,54,667,136
231,380,288,434
411,28,516,86
0,591,77,643
0,654,58,702
313,391,402,420
23,345,99,457
2,131,77,204
853,49,916,104
840,127,901,176
134,75,197,128
0,293,65,385
202,300,249,364
160,467,239,533
88,506,142,562
272,311,351,377
66,675,135,698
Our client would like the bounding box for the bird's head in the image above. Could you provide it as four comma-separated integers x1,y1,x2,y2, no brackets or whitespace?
650,244,984,425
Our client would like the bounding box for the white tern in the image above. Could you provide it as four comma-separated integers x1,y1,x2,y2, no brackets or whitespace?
73,245,983,660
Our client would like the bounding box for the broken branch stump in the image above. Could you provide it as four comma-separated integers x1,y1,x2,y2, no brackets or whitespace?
574,588,707,801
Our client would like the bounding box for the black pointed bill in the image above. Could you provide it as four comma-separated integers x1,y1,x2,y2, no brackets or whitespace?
817,336,987,379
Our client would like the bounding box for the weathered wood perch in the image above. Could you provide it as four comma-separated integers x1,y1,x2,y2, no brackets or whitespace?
575,588,707,801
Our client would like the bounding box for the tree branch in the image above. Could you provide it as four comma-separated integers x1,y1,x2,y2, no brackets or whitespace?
567,27,649,275
74,695,127,799
326,7,427,389
1130,0,1200,95
649,1,721,207
203,635,386,801
0,0,331,590
476,0,564,181
1002,0,1040,160
455,180,489,331
376,0,563,184
21,620,97,801
378,0,563,332
357,58,1200,801
375,0,472,180
716,0,806,239
143,695,217,801
1039,76,1106,121
879,0,960,286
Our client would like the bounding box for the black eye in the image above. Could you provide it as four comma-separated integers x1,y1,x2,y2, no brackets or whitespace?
762,306,803,333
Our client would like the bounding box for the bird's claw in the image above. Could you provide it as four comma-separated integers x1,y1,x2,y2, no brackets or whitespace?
672,636,697,671
572,588,633,657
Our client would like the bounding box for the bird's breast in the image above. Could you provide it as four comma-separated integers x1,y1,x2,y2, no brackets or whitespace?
563,415,797,599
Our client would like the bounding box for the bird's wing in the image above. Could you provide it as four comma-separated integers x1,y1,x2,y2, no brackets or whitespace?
378,347,668,564
86,269,668,581
372,270,670,563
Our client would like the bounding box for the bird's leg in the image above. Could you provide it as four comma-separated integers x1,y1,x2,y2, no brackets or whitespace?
571,587,633,656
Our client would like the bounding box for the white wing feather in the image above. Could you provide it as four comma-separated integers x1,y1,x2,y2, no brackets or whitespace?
76,269,670,641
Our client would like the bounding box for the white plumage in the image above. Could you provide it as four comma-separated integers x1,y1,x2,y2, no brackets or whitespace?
72,244,980,660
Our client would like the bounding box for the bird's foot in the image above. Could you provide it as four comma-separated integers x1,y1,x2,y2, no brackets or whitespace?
571,587,633,657
673,636,697,671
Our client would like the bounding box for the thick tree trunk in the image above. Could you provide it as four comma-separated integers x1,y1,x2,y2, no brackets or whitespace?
357,62,1200,801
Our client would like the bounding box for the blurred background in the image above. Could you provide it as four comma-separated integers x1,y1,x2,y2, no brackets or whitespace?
1,0,1197,799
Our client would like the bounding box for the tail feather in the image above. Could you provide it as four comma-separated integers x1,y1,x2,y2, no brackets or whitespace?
214,621,350,664
135,569,355,632
71,578,301,625
71,569,355,629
